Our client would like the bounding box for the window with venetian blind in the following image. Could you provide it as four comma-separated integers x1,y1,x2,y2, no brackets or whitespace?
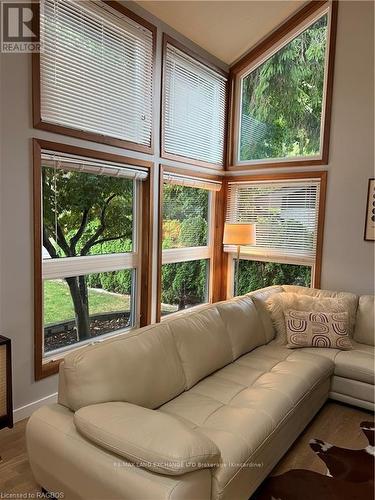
39,150,148,358
38,0,154,149
162,38,228,167
160,172,221,317
225,175,325,294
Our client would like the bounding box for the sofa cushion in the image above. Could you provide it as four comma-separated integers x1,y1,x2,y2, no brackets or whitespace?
285,310,352,350
159,344,333,489
168,306,233,389
267,292,357,344
334,342,375,385
74,402,220,475
247,286,284,343
354,295,375,346
216,295,266,360
61,323,186,411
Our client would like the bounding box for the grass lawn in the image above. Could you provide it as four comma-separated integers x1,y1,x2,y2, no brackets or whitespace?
44,279,131,325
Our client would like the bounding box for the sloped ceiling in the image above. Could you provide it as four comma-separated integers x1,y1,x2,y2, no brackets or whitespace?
135,0,307,65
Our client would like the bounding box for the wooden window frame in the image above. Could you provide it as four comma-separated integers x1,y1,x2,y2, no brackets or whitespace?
33,139,153,380
161,34,229,171
228,0,338,171
156,165,225,322
32,1,157,155
223,170,327,298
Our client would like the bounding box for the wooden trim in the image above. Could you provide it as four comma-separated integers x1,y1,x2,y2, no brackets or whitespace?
139,174,153,327
227,158,327,171
160,33,228,171
228,0,338,170
156,165,164,323
161,164,223,182
33,139,152,380
32,0,157,154
226,171,328,183
0,336,13,429
211,180,228,303
321,0,338,165
225,170,328,291
33,139,153,169
314,170,327,287
33,139,44,380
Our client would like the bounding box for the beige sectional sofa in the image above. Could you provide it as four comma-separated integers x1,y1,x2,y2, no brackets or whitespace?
26,285,374,500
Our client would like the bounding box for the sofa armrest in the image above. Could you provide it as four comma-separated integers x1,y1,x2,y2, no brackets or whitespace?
74,402,220,476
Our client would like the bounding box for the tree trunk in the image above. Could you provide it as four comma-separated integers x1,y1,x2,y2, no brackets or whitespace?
65,276,90,341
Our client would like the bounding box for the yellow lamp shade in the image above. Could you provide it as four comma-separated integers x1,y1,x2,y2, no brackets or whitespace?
223,223,256,246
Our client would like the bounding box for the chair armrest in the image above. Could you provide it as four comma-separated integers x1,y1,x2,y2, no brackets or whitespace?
74,401,220,476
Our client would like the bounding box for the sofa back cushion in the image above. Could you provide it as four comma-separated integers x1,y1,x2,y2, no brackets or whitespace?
60,323,186,411
215,295,266,360
354,295,375,346
168,306,233,389
247,286,284,343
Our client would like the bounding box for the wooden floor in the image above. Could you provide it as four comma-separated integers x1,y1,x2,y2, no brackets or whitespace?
0,401,372,496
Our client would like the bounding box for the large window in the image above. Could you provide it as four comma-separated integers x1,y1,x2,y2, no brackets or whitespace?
225,173,326,296
231,1,337,167
162,37,227,167
37,0,155,150
35,147,149,375
160,171,221,318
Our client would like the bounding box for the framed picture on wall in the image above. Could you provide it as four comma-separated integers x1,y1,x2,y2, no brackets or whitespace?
364,178,375,241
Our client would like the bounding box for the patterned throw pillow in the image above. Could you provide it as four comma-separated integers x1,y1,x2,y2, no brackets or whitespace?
285,309,352,350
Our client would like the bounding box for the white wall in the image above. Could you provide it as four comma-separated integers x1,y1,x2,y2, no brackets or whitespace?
320,0,374,295
0,1,373,416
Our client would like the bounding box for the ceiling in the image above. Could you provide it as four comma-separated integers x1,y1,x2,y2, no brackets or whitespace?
135,1,307,65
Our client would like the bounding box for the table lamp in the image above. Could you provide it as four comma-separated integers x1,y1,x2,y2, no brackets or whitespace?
223,223,256,295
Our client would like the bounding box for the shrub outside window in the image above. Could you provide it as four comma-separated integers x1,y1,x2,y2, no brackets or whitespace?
232,2,336,167
160,173,221,317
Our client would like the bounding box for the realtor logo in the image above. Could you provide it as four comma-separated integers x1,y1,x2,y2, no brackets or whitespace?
1,1,41,52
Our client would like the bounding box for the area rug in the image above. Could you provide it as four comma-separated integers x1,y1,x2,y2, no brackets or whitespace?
252,420,374,500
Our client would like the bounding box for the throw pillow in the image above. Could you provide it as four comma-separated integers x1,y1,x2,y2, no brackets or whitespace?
267,292,355,344
285,309,352,350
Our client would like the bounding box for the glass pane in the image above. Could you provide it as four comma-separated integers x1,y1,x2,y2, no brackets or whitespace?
42,167,134,259
240,14,328,162
235,260,311,296
162,184,209,249
43,269,134,353
161,259,209,317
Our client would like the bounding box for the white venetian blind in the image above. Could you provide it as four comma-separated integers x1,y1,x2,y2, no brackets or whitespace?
163,43,227,165
226,179,321,263
40,0,153,146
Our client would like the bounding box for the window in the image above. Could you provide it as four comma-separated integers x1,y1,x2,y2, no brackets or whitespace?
37,0,155,150
225,173,326,295
231,1,337,167
162,37,227,167
236,260,312,296
160,171,221,318
36,148,149,367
